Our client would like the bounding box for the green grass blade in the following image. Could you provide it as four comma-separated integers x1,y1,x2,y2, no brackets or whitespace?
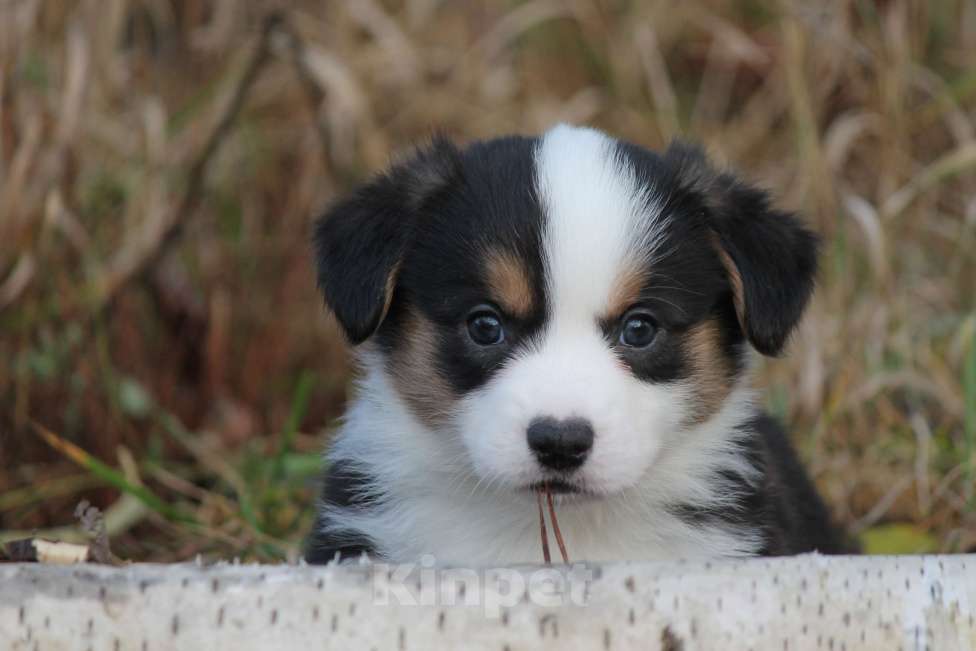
30,421,196,524
274,371,315,478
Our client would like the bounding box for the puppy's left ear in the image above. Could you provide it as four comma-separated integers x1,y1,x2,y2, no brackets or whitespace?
313,137,461,344
667,142,820,356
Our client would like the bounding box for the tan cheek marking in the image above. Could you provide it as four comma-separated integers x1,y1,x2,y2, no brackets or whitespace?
387,309,456,428
605,263,648,322
484,251,534,318
684,319,735,425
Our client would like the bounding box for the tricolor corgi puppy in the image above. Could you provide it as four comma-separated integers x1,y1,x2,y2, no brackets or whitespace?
305,124,847,566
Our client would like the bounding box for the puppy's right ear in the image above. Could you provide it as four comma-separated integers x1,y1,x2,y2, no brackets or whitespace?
313,137,461,344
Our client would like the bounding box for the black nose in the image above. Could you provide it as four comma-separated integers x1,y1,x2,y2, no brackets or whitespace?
527,417,594,471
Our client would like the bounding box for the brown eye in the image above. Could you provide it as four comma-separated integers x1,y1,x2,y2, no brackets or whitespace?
619,313,657,348
467,309,505,346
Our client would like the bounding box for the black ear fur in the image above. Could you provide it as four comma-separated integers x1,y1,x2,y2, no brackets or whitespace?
665,142,820,356
313,137,461,344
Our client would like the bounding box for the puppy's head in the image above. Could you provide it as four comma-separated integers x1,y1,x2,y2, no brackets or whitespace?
315,125,817,497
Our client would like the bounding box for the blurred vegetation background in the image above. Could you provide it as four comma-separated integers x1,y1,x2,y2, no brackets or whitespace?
1,0,975,561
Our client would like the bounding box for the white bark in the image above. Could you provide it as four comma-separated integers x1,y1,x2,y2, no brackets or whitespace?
2,554,975,650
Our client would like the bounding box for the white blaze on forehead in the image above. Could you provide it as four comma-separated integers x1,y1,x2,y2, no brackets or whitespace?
534,124,663,322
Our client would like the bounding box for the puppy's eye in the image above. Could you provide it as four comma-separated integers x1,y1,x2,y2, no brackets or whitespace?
619,313,657,348
467,309,505,346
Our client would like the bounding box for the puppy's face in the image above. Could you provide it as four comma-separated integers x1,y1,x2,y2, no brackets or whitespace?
315,125,817,498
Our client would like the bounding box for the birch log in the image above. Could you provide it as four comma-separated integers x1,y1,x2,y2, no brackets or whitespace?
2,554,975,650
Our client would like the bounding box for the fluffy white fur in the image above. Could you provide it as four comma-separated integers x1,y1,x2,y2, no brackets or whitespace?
319,125,764,566
324,349,761,565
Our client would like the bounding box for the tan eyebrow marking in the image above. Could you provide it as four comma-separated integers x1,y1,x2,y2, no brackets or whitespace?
484,250,534,318
605,263,649,321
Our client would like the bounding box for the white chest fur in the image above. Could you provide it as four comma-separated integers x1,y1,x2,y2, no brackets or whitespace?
319,360,763,566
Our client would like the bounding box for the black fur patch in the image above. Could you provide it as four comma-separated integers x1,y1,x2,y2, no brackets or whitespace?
303,461,377,563
668,413,854,555
371,136,549,396
313,137,463,345
660,142,819,356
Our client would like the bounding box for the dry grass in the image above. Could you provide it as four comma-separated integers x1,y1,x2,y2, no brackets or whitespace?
1,0,974,561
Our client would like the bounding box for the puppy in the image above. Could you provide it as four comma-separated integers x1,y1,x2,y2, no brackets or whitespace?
305,124,847,565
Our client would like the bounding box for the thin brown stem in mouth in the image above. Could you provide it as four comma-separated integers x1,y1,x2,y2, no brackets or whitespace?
536,489,551,564
545,486,570,564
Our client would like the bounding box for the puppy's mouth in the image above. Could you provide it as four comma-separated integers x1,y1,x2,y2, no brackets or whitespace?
526,478,582,494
